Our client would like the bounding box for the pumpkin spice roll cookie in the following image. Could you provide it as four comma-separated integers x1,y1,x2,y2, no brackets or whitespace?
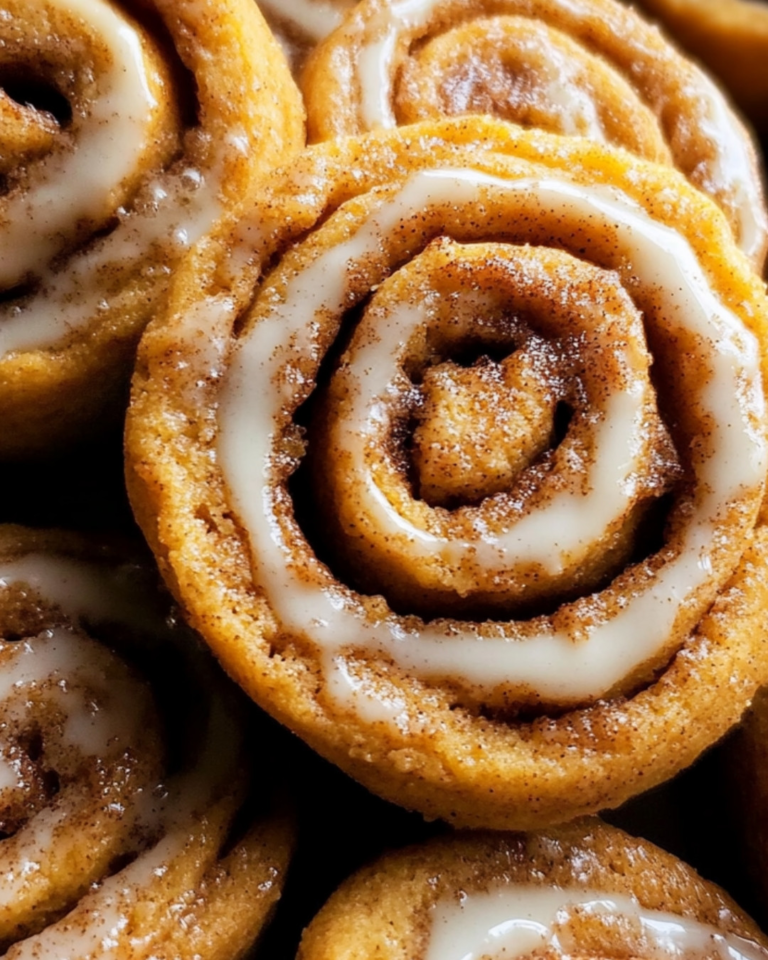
127,116,768,830
0,525,294,959
0,0,303,458
297,820,768,960
632,0,768,135
301,0,768,269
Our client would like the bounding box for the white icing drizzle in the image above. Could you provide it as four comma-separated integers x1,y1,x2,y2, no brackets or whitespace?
695,69,767,264
4,843,169,960
336,293,648,576
425,885,768,960
0,806,70,911
0,756,17,790
0,556,162,903
0,622,150,913
0,554,163,630
0,161,222,356
0,1,226,356
0,628,141,757
1,0,156,291
351,0,760,256
0,550,243,958
218,168,766,710
257,0,347,42
360,7,605,143
356,0,437,128
5,691,240,960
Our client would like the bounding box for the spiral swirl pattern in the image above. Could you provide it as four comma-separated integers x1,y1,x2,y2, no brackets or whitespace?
0,527,293,958
0,0,303,456
301,0,767,268
127,118,768,829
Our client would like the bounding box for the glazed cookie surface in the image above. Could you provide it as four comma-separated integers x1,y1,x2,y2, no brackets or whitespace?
0,525,294,958
0,0,304,457
301,0,767,267
297,820,768,960
127,116,768,830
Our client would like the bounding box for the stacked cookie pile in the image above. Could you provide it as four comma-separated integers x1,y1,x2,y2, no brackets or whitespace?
2,0,768,956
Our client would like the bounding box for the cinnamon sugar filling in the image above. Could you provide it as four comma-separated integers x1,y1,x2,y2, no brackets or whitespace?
217,167,766,717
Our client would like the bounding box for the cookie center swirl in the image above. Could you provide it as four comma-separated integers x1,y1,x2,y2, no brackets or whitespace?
218,169,766,716
412,347,560,508
310,240,679,619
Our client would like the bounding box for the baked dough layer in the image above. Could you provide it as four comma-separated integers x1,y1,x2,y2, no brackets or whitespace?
297,820,768,960
127,116,768,830
0,0,304,457
301,0,767,266
0,525,294,958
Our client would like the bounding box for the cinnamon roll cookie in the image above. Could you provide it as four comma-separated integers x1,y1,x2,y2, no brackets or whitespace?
0,0,303,458
126,116,768,830
0,525,294,958
633,0,768,134
301,0,767,268
297,820,768,960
